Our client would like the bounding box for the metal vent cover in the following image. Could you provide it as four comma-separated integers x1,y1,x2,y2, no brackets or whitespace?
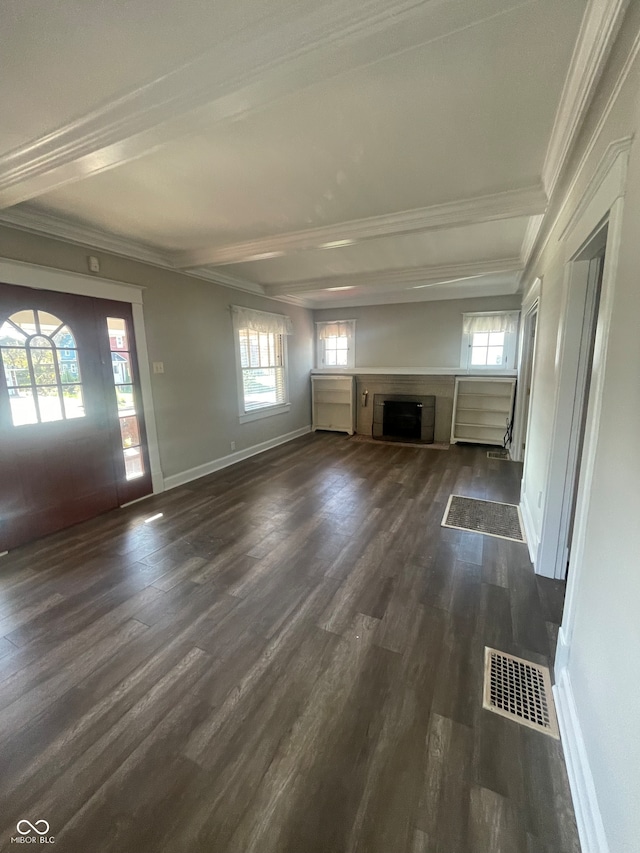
487,449,510,460
483,647,559,738
442,495,526,543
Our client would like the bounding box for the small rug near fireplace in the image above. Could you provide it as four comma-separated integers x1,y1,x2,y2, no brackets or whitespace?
349,434,449,450
442,495,525,542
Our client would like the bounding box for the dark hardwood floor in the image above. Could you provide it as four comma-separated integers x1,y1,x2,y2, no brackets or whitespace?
0,433,579,852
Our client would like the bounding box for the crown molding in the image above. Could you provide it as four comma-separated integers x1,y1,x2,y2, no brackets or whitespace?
0,206,283,299
173,185,546,269
559,135,632,243
523,10,639,274
524,136,633,281
182,266,266,296
520,214,545,266
262,257,523,296
0,0,530,209
542,0,630,198
0,206,171,266
187,265,313,306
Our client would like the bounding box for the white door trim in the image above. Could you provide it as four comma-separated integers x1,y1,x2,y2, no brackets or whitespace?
536,255,599,580
513,278,541,463
534,139,630,581
559,194,625,628
0,257,164,493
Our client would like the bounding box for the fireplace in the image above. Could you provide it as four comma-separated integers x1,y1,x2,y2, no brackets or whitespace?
372,394,435,443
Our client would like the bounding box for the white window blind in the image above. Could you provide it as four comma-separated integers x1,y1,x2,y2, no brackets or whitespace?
317,321,354,340
462,312,519,335
232,306,291,416
231,305,293,336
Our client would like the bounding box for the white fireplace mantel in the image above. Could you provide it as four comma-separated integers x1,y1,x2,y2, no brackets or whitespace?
311,367,517,377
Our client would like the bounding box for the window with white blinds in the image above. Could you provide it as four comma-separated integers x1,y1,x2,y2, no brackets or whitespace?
238,328,287,411
460,311,520,371
232,306,291,422
316,319,355,368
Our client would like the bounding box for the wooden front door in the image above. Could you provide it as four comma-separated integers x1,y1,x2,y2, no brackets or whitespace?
0,283,152,551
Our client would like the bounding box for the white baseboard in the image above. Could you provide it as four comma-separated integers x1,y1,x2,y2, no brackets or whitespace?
519,492,539,567
163,425,311,491
554,667,610,853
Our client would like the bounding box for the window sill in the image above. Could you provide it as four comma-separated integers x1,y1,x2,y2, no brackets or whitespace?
239,403,291,424
464,367,517,375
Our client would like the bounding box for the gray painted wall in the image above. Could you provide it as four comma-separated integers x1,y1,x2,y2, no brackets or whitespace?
313,295,522,369
0,227,314,479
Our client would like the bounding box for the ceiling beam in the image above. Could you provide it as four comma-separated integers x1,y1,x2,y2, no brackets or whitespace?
306,272,520,308
260,257,523,295
0,0,538,209
175,185,546,269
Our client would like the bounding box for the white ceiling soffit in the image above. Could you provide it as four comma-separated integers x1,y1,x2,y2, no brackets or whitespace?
0,0,535,209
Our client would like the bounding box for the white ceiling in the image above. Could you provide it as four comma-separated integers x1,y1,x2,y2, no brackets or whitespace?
0,0,612,307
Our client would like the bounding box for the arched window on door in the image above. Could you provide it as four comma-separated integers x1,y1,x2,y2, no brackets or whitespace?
0,310,85,426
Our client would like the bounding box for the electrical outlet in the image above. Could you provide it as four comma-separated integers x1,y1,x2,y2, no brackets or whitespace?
88,255,100,273
230,441,236,451
152,362,164,374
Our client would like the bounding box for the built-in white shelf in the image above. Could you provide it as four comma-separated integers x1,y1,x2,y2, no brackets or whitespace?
311,374,356,435
451,376,516,446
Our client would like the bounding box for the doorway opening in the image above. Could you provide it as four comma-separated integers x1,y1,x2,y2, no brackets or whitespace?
536,222,608,580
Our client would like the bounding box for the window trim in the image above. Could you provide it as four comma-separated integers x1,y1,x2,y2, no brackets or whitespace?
232,311,291,423
315,319,356,369
460,311,520,372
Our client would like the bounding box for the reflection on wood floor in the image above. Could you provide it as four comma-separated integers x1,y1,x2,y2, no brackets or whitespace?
0,433,579,852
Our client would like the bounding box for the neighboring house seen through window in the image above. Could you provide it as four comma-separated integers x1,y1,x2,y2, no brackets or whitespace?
232,306,292,423
316,320,355,368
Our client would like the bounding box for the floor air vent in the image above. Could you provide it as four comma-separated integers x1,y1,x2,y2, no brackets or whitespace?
487,449,510,460
442,495,525,542
483,647,559,738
